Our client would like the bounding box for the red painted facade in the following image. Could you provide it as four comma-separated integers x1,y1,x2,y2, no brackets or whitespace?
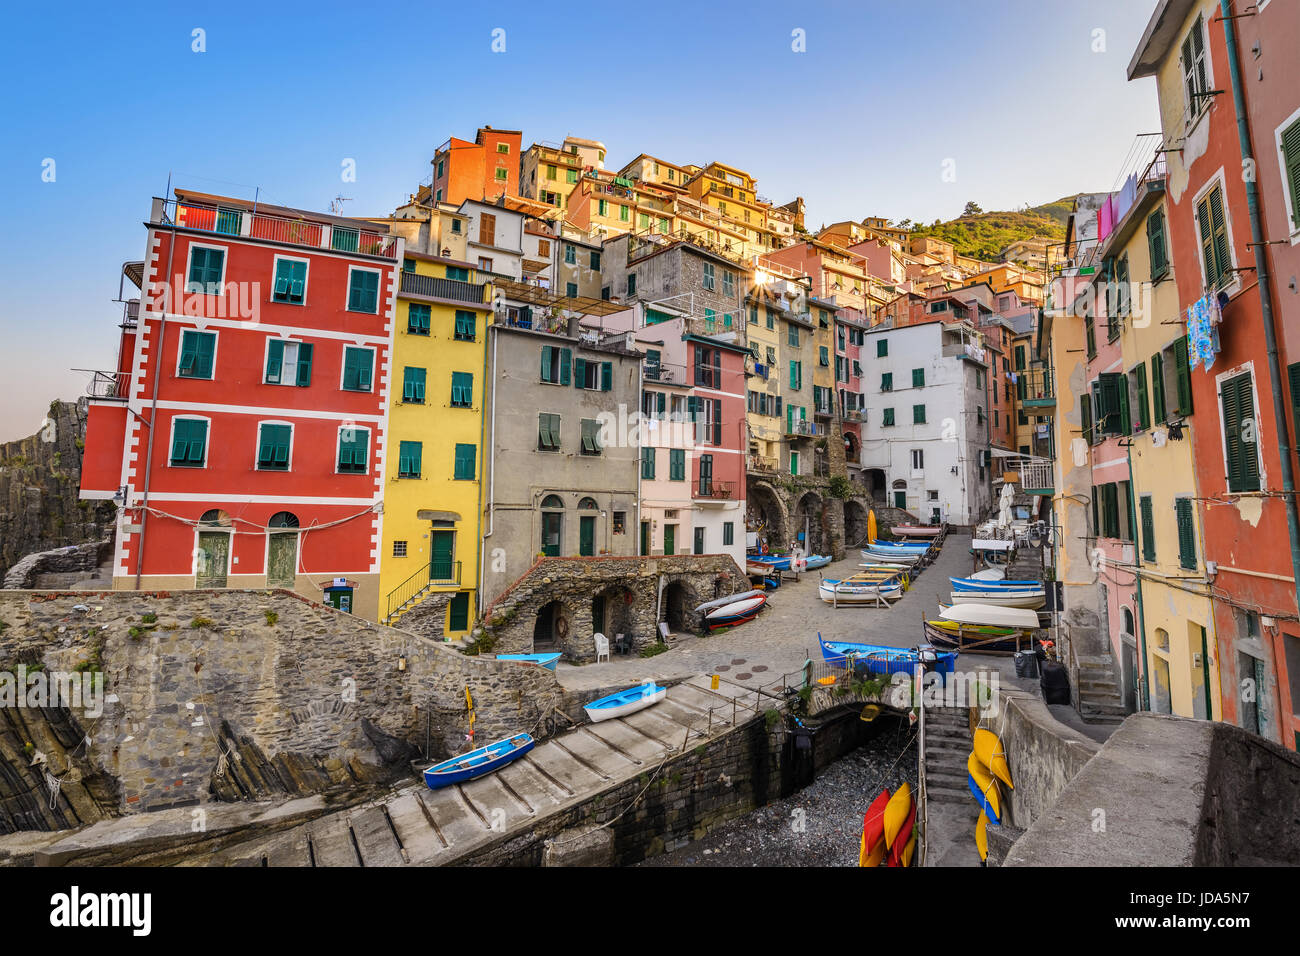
431,127,523,206
79,191,402,611
689,336,747,499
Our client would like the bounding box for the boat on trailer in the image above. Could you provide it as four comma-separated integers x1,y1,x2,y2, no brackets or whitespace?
423,733,534,789
584,683,667,722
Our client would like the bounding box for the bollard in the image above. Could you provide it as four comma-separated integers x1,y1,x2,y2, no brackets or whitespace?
710,674,720,691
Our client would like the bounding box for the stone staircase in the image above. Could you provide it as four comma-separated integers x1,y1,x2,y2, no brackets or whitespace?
1074,654,1127,726
923,706,973,806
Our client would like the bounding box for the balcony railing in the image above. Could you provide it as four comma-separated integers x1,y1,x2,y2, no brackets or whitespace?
400,271,490,305
695,480,736,500
749,455,779,473
1016,367,1056,407
384,559,462,622
785,419,823,438
159,197,400,259
80,369,130,401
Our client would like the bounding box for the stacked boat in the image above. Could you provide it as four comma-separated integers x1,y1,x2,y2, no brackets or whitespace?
819,633,957,678
703,591,769,630
861,538,932,566
859,783,916,867
924,603,1040,654
819,571,905,605
968,728,1014,864
948,575,1046,609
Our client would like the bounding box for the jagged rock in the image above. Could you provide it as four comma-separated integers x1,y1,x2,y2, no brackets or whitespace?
361,718,417,765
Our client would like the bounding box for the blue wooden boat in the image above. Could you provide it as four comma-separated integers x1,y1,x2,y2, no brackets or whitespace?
495,652,562,671
867,540,931,552
803,554,832,570
818,633,957,677
951,577,1041,591
584,683,667,722
750,552,792,570
422,733,534,790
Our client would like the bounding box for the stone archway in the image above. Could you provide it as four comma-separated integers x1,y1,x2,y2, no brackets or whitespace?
795,491,828,555
533,600,564,651
591,584,636,647
865,469,887,505
746,480,788,553
843,499,869,548
664,580,689,632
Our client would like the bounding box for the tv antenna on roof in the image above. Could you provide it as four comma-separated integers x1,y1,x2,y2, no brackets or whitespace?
330,195,352,215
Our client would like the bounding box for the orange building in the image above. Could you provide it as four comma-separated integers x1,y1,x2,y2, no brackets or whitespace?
430,126,523,206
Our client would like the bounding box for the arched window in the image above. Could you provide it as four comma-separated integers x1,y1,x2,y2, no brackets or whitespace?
1121,607,1135,636
541,495,564,509
199,509,231,527
577,496,598,510
269,511,300,529
540,496,564,556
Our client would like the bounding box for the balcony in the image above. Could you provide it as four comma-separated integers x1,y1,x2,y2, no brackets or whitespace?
785,419,823,439
79,370,130,401
400,271,491,305
694,480,736,501
1003,458,1054,496
644,363,684,385
1016,367,1056,409
749,455,779,473
159,197,400,259
942,342,988,364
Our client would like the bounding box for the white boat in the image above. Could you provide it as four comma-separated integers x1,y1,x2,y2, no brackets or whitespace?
949,589,1046,609
969,567,1006,582
862,549,923,565
939,603,1041,629
819,579,904,605
584,684,667,722
704,594,768,629
858,562,910,573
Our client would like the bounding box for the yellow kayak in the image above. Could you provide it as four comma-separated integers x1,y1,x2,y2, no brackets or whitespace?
975,809,989,862
901,829,917,867
883,782,913,848
973,728,1013,789
967,752,1002,824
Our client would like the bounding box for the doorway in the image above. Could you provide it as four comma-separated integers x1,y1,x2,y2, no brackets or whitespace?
579,515,596,556
693,526,705,555
196,532,229,588
267,511,299,589
640,521,651,557
664,524,676,556
430,530,455,580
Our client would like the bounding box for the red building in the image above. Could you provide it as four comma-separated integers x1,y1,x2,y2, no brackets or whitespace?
430,126,523,206
1131,0,1300,749
688,333,748,561
79,189,403,617
834,309,867,480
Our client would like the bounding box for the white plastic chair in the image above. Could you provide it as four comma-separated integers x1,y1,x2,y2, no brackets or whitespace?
594,633,610,663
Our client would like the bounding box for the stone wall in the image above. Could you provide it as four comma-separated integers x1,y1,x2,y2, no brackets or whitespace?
477,554,747,660
3,540,112,590
0,400,116,583
0,588,565,828
744,473,877,560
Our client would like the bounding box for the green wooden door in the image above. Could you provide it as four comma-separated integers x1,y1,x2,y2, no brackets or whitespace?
664,524,676,556
430,531,455,580
894,491,907,509
267,533,297,588
579,516,596,556
541,513,562,557
196,532,229,587
447,592,469,632
640,521,651,557
327,589,354,614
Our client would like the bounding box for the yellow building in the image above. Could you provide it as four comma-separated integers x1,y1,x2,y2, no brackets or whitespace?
1108,176,1220,721
378,253,494,638
686,161,782,258
520,136,607,216
745,285,786,473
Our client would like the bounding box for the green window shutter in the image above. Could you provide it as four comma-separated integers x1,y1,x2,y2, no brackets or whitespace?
541,345,553,382
273,260,307,303
398,440,422,477
338,428,368,473
1151,353,1166,423
1140,495,1156,562
573,356,587,389
343,348,372,391
912,368,925,388
580,419,600,454
409,304,431,334
819,346,828,366
1196,194,1216,287
403,367,426,403
913,404,925,424
883,407,894,426
451,371,472,407
642,448,656,479
1081,392,1093,445
538,413,560,450
670,448,685,481
1283,118,1300,228
877,339,888,357
1176,498,1196,569
1134,364,1149,431
453,443,476,480
1085,315,1096,357
294,343,312,386
266,339,285,382
1208,186,1232,289
881,372,892,392
348,270,379,313
171,419,208,465
1105,484,1120,538
1147,210,1168,278
196,332,215,378
1091,487,1099,536
560,348,571,386
454,310,476,340
601,361,612,392
1173,336,1193,416
1222,372,1260,492
1117,372,1131,434
257,424,291,470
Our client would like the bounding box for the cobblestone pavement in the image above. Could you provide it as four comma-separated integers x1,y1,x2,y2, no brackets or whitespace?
557,535,977,693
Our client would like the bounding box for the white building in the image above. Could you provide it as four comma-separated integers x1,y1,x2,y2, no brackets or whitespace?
858,319,993,525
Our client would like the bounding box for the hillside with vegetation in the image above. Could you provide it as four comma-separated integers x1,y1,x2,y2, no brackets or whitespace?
904,196,1073,261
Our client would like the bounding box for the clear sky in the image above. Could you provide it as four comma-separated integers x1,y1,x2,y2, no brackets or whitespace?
0,0,1160,442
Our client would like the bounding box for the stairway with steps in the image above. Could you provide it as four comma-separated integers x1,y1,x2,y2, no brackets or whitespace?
922,705,983,867
1074,654,1128,725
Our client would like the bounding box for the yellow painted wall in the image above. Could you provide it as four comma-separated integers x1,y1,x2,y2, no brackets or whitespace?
379,261,492,636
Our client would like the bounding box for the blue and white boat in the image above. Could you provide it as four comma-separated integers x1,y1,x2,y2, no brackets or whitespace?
802,554,832,570
584,683,667,722
866,540,930,552
495,652,562,671
862,549,923,566
950,577,1042,592
819,577,903,605
422,733,534,790
818,633,958,677
750,553,793,570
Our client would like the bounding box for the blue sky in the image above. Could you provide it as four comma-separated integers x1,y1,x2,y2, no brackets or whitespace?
0,0,1160,441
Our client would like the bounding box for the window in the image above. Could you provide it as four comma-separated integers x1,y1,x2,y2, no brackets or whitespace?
449,219,461,234
787,325,800,348
669,448,686,481
913,404,926,424
658,217,669,233
436,159,445,178
265,339,312,386
1150,352,1167,425
642,447,656,479
911,449,924,470
722,271,734,297
453,310,476,341
337,427,369,474
272,258,307,304
723,522,734,546
613,512,626,534
789,360,802,391
1094,373,1129,435
496,142,510,154
408,304,431,335
453,443,476,480
1176,498,1197,569
178,330,216,379
1081,392,1094,445
540,345,572,385
547,164,557,181
494,167,508,182
880,372,892,392
597,200,608,216
566,168,577,184
538,413,561,451
883,407,895,426
912,368,925,388
639,212,650,229
1140,495,1156,562
619,204,629,222
347,269,380,314
702,262,715,291
575,357,613,391
627,274,637,296
186,246,225,295
451,371,473,408
257,423,291,471
837,326,846,351
1195,182,1234,291
589,251,601,270
1181,14,1211,121
1130,364,1149,432
342,347,374,392
446,266,469,281
398,440,422,478
691,396,722,446
1220,372,1261,492
402,367,426,403
819,346,829,367
1147,209,1170,280
766,310,775,330
393,541,408,558
877,339,888,357
169,418,208,466
1085,314,1097,358
564,244,576,265
694,346,721,389
580,419,602,456
1281,116,1300,233
478,257,494,272
749,307,758,326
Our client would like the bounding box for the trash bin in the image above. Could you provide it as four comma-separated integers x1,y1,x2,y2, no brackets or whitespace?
1014,650,1039,679
1039,660,1071,705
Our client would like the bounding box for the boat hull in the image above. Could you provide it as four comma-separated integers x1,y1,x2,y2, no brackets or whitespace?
819,581,902,604
423,733,535,789
495,653,561,671
948,589,1046,609
584,685,667,722
819,634,958,676
705,594,768,629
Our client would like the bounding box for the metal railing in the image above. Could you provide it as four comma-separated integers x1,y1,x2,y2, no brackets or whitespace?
385,560,461,621
785,419,823,438
694,480,736,500
79,369,130,400
400,271,490,304
1016,367,1055,405
158,197,400,259
749,455,780,473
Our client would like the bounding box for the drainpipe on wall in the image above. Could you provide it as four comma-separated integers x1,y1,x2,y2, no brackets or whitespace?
1124,440,1152,712
479,321,499,615
1219,0,1300,637
473,287,491,621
